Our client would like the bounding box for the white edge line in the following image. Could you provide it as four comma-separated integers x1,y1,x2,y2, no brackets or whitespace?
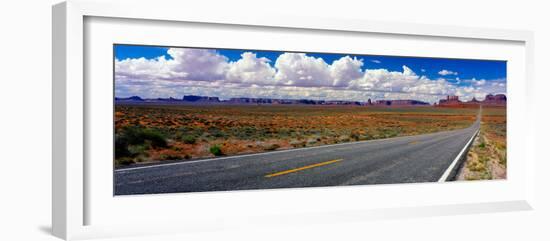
438,128,480,182
114,129,456,173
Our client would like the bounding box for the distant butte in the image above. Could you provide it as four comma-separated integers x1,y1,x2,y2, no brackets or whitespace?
114,94,506,108
437,94,506,107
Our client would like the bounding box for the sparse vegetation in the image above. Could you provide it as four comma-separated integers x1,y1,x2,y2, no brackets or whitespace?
181,135,197,144
458,107,506,181
209,145,223,156
115,104,480,166
114,126,167,165
119,126,167,148
264,143,281,151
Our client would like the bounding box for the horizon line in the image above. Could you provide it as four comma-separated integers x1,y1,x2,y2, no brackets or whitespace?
114,93,507,104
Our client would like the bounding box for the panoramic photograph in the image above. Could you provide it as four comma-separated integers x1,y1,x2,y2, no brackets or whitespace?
113,44,507,195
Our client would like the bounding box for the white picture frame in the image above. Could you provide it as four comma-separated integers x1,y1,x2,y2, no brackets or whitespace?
52,0,536,240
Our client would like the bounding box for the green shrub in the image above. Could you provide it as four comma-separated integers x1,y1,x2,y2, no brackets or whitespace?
207,127,227,139
115,127,168,164
209,145,223,156
121,126,167,148
116,157,135,166
177,127,204,140
127,144,148,157
115,134,131,158
181,135,197,144
140,129,167,148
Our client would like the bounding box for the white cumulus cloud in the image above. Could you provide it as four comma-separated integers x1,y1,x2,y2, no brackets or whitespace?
330,56,364,87
349,65,422,93
438,69,458,76
114,47,506,104
274,53,332,87
116,48,228,82
225,52,276,85
166,48,228,81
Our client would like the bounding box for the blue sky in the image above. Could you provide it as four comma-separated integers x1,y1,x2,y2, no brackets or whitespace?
114,45,506,82
114,44,507,103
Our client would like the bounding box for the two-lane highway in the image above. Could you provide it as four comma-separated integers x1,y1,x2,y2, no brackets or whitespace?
115,111,480,195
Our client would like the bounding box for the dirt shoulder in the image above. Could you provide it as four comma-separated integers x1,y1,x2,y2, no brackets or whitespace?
456,107,506,181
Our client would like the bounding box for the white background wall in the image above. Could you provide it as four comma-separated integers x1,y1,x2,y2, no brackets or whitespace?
0,0,548,240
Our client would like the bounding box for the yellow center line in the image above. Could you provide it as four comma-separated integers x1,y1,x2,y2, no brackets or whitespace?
409,141,419,145
265,159,343,178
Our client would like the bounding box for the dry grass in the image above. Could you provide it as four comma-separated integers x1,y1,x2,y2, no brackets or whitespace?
114,104,479,166
457,107,506,180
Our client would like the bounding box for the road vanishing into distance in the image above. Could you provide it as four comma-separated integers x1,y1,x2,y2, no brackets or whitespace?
115,111,481,195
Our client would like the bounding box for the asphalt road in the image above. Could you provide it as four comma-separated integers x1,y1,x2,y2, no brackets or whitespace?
115,111,480,195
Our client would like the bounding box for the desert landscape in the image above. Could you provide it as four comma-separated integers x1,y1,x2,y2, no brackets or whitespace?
116,104,458,166
113,45,508,194
114,100,484,165
114,94,507,188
